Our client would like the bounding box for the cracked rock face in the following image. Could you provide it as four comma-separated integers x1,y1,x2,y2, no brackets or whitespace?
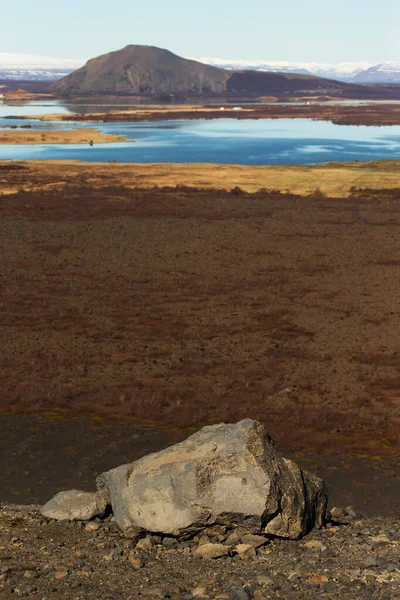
96,419,328,539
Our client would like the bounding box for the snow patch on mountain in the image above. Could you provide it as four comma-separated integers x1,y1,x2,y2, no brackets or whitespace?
0,53,84,80
194,57,399,83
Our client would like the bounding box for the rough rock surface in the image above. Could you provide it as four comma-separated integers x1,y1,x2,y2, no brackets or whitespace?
96,419,327,539
41,489,108,521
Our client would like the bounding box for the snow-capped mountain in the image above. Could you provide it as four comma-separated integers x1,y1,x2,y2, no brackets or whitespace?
351,62,400,83
1,52,399,84
195,57,400,83
0,53,84,80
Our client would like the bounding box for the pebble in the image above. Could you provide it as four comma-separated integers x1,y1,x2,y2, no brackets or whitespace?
241,534,268,548
85,522,100,532
191,586,207,597
136,536,154,551
306,575,329,585
235,544,257,559
194,543,230,560
144,587,167,599
229,586,252,600
225,531,240,546
128,554,144,569
54,571,68,580
162,537,178,549
256,575,275,587
304,540,327,551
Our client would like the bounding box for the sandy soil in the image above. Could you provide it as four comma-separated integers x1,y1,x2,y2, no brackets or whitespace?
1,159,399,197
0,129,125,145
1,162,400,457
16,103,400,126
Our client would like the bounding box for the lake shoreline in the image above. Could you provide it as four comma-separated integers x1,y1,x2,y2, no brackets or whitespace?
6,102,400,126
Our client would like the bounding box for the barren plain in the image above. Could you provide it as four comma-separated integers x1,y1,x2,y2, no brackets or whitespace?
1,160,400,455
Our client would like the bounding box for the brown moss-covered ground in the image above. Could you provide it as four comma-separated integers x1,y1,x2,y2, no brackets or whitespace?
1,162,400,458
18,102,400,126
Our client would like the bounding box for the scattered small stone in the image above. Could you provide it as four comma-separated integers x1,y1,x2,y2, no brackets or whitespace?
306,575,329,585
194,543,230,560
85,522,100,532
241,534,268,548
191,586,207,597
225,531,241,546
229,586,252,600
197,534,210,546
144,587,167,599
370,533,391,545
54,571,68,580
162,537,178,549
136,536,154,551
256,575,275,587
304,540,326,551
128,554,144,569
235,544,257,559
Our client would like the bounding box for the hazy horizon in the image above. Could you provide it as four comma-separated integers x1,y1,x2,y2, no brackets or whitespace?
1,0,398,63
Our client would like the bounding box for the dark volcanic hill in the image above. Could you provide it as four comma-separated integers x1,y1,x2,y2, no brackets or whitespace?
52,45,228,95
52,45,399,100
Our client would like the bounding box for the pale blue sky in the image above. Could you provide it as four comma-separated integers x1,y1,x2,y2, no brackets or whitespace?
2,0,399,62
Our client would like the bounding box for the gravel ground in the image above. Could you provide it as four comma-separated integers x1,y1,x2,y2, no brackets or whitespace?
1,504,399,600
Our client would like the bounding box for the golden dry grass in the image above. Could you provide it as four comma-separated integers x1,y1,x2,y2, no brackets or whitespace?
1,159,398,197
0,129,125,145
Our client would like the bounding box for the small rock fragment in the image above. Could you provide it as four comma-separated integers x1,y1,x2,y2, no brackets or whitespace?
256,575,275,587
194,543,230,559
85,522,100,532
128,554,144,569
241,534,268,548
235,544,257,559
192,587,207,597
41,489,108,521
136,537,154,551
304,540,326,551
230,587,251,600
55,571,68,580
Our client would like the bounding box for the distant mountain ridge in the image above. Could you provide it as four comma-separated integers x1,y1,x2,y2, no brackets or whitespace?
1,51,399,84
51,45,368,99
197,58,400,84
0,53,82,80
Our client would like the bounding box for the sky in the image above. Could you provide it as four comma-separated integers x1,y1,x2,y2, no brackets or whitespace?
1,0,399,63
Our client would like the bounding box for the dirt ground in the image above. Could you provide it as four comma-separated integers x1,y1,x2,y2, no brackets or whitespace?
1,502,400,600
1,162,400,458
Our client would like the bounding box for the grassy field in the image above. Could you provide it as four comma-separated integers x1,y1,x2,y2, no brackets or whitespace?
1,159,399,197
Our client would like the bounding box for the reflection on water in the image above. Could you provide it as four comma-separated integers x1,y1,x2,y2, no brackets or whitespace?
0,115,399,165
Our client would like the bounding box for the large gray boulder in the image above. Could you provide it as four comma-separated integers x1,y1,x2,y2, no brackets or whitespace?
96,419,328,539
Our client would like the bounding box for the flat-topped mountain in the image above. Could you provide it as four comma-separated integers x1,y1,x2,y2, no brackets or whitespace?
52,45,356,98
52,45,229,95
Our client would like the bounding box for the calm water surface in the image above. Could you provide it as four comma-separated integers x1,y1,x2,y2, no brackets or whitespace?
0,101,399,165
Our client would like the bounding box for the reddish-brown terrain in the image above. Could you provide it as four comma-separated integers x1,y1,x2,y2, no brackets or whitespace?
1,163,400,457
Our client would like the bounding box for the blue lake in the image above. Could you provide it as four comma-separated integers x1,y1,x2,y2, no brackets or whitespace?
0,116,400,165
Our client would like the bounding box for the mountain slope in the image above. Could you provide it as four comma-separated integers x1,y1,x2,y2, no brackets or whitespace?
351,63,400,83
51,45,362,98
52,46,228,95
